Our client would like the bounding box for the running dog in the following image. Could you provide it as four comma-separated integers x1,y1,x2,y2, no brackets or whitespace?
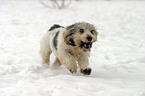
40,22,98,75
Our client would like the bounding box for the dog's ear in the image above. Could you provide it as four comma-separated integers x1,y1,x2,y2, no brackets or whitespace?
63,24,76,46
66,24,75,33
94,30,98,36
92,29,98,42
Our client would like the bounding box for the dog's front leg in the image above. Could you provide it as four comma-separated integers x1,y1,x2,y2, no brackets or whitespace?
59,51,77,73
78,56,92,75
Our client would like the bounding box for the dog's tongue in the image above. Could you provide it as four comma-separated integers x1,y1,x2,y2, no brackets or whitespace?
84,43,90,49
80,41,92,51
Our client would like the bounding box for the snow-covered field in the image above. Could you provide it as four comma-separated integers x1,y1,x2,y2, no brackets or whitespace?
0,0,145,96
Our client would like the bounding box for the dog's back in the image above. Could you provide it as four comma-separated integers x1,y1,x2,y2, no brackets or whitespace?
48,24,64,31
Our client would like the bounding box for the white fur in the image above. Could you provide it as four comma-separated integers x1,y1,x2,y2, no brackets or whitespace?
40,22,97,74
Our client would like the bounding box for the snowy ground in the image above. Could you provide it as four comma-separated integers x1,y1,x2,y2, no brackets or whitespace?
0,0,145,96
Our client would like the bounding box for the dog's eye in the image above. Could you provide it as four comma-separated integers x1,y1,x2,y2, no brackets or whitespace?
90,30,94,34
80,29,84,34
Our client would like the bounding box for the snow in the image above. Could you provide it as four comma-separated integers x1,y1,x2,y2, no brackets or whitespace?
0,0,145,96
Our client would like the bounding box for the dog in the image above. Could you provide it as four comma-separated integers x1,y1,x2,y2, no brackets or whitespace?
40,22,98,75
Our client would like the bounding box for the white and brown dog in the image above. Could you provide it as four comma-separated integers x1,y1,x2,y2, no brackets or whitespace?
40,22,98,75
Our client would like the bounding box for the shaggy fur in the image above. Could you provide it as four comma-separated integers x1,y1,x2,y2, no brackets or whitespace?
40,22,98,75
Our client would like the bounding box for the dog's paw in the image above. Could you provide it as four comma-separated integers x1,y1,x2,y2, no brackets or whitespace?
80,68,92,75
69,69,77,74
67,66,77,74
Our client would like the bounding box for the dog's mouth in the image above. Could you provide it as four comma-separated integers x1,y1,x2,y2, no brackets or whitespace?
80,41,92,51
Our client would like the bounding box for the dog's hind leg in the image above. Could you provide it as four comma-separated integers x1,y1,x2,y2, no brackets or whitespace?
40,33,52,65
40,50,52,65
53,58,62,68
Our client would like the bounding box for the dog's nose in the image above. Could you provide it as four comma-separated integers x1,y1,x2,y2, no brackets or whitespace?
87,36,92,41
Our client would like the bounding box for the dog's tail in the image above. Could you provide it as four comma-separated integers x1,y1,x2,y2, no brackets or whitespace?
48,24,64,31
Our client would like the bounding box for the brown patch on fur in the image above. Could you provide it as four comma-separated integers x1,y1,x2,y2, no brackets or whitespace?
63,30,76,46
63,30,73,42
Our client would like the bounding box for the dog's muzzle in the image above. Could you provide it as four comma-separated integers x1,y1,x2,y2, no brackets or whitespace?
80,41,92,51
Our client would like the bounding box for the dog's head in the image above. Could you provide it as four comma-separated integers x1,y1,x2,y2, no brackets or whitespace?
64,22,98,51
